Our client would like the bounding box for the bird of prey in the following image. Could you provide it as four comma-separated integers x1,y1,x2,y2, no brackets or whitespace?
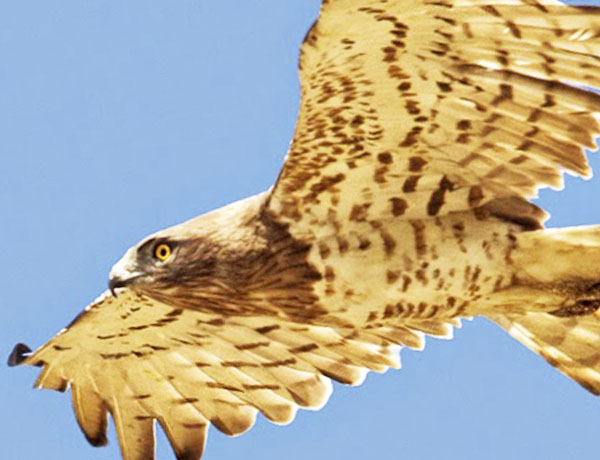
10,0,600,459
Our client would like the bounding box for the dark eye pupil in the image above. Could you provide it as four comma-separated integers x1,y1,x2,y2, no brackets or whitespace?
155,244,170,260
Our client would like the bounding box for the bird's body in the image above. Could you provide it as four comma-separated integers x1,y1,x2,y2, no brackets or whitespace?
11,1,600,459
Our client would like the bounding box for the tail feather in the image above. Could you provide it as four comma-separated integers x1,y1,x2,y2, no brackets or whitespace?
490,225,600,394
513,225,600,285
490,312,600,395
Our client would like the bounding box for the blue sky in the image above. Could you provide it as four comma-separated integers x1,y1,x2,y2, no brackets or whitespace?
2,1,600,459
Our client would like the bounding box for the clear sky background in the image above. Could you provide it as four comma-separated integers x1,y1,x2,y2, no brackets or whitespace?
2,1,600,459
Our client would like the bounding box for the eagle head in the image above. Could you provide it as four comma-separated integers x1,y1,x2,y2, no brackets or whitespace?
108,234,200,296
107,192,274,309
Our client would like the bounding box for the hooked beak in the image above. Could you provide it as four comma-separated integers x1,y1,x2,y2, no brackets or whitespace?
108,248,143,297
108,276,132,297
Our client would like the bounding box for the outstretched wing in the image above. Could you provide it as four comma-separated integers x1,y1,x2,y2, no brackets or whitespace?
267,0,600,235
14,290,427,460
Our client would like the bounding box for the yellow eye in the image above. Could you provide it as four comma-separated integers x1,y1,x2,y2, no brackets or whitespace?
154,243,172,261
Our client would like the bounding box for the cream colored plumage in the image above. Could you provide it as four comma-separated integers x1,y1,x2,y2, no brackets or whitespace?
10,1,600,459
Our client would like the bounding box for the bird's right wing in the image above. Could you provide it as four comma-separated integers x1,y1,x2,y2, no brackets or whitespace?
12,289,423,460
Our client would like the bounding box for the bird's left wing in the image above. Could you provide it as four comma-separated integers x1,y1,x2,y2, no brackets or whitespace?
11,289,413,460
266,0,600,236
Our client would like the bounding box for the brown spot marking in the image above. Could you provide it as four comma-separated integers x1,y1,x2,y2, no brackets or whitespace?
408,156,427,172
403,175,420,192
382,46,398,62
402,275,412,292
380,230,397,256
325,266,336,281
505,20,522,38
405,99,421,115
206,382,242,392
517,140,533,152
437,81,452,93
205,318,225,327
254,325,278,335
457,119,471,130
318,243,331,260
427,175,454,216
134,394,152,400
415,269,428,285
464,265,472,282
390,197,408,216
374,166,389,184
307,173,346,197
143,344,168,351
434,14,456,25
542,94,556,108
222,361,259,368
468,185,484,207
367,311,378,322
97,334,116,340
338,237,349,254
492,84,513,106
243,384,281,391
235,342,270,351
53,345,72,351
481,5,501,16
183,423,207,429
262,358,297,368
410,220,427,256
290,343,319,354
395,303,405,315
383,304,395,319
100,352,130,360
399,126,423,147
178,397,199,404
455,133,470,144
387,270,400,284
350,115,364,127
378,152,393,164
426,305,440,319
472,266,481,283
358,237,371,250
350,203,371,222
387,64,410,80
